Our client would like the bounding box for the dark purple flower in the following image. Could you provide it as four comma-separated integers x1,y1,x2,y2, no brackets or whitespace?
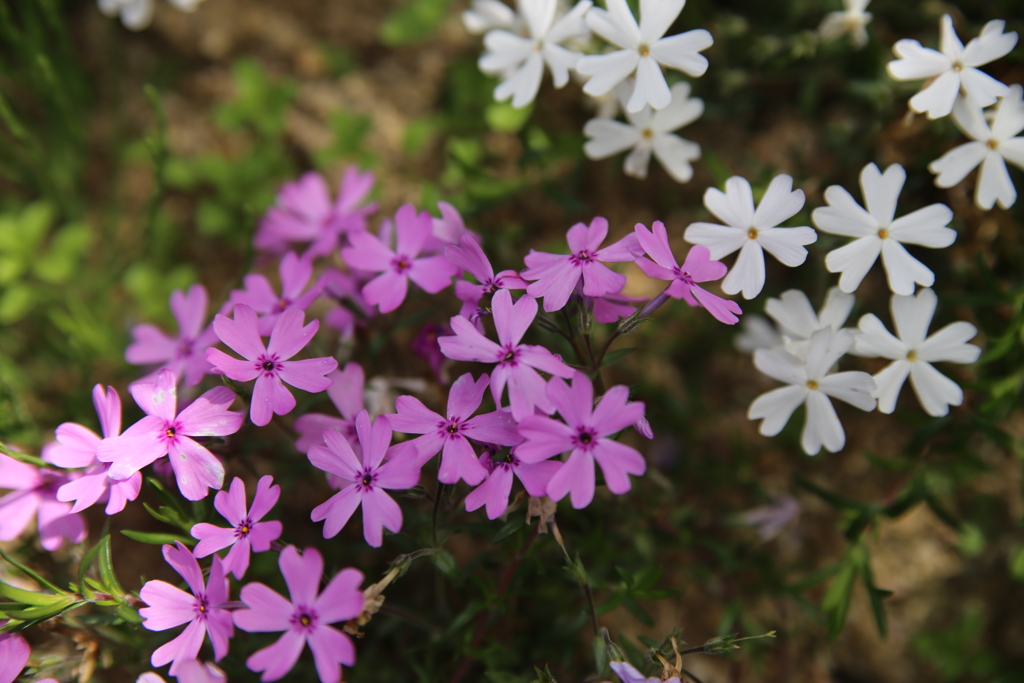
126,284,217,387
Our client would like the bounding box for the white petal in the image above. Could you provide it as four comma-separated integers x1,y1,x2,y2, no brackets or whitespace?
749,385,809,437
908,69,961,119
639,0,685,43
860,162,904,227
805,327,855,381
494,51,546,108
962,19,1018,67
887,39,949,80
908,360,963,417
651,133,699,183
891,288,936,347
752,174,805,230
951,96,994,141
522,0,556,39
480,31,534,73
582,119,642,159
546,0,593,43
753,346,805,386
721,239,765,299
766,289,818,339
577,50,640,97
120,0,155,30
650,82,703,133
705,176,755,229
628,56,671,112
991,84,1024,141
623,143,653,179
818,287,856,332
939,14,964,61
999,138,1024,170
819,371,877,411
650,29,713,77
976,150,1017,210
462,0,519,35
959,68,1010,110
880,238,934,295
918,322,981,364
683,222,747,259
735,315,782,353
757,227,816,267
543,43,582,88
826,236,882,293
888,204,955,247
587,0,641,48
812,186,877,237
928,141,987,188
856,313,907,360
803,391,845,454
871,360,911,413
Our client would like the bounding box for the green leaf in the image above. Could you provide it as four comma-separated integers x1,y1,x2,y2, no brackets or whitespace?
490,516,525,544
857,549,891,639
0,580,64,606
431,549,462,585
485,100,533,134
97,535,126,599
378,0,453,46
601,347,637,368
0,546,61,593
114,602,144,624
593,635,609,675
0,283,35,323
121,530,195,546
794,474,863,510
1010,544,1024,581
822,558,858,640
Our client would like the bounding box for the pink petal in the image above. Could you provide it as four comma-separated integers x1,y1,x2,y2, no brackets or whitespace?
591,385,644,437
130,369,178,421
167,438,225,501
374,457,422,490
56,470,108,513
0,489,40,542
445,235,494,281
438,437,487,485
592,439,646,494
361,487,402,547
140,580,196,631
355,410,392,470
311,487,362,539
163,540,206,595
679,244,727,282
393,204,431,258
0,633,30,683
514,459,562,497
206,555,230,607
248,520,282,552
447,372,489,418
213,305,266,361
251,374,296,426
205,608,234,662
525,266,580,313
516,415,576,462
125,323,177,365
153,618,206,673
279,252,313,300
506,365,556,421
310,432,362,480
692,285,742,325
294,414,349,453
280,545,323,607
93,384,122,438
327,362,365,419
407,255,458,294
105,473,142,515
278,358,338,393
341,229,395,273
546,449,595,509
232,274,278,314
463,410,522,446
177,387,243,437
465,465,514,519
634,221,678,269
235,583,293,632
315,568,365,624
250,475,281,522
267,309,319,360
0,455,41,489
438,315,503,362
493,289,537,347
519,345,574,378
100,428,167,480
387,395,442,435
595,232,642,262
362,270,409,314
309,626,356,683
191,524,237,558
206,348,260,382
172,284,209,341
48,423,101,467
547,373,593,428
213,477,247,527
245,630,306,682
37,497,86,550
634,256,675,281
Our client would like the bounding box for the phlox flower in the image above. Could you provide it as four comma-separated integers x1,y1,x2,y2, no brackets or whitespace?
98,0,202,31
308,410,419,546
517,372,646,509
463,0,522,35
320,268,370,339
413,322,453,384
633,220,741,324
294,362,366,454
427,201,481,252
97,369,244,501
609,660,680,683
139,543,232,675
583,81,703,183
191,476,283,580
230,251,324,336
887,14,1017,119
813,162,955,294
126,284,217,387
0,455,86,550
818,0,872,49
254,168,377,256
764,287,857,359
465,444,562,519
0,633,30,683
479,0,592,108
856,288,980,416
387,373,522,486
748,328,876,455
136,661,226,683
207,304,338,427
929,84,1024,210
522,216,642,312
739,495,801,543
234,546,363,683
45,384,141,515
438,289,575,420
576,0,713,113
341,204,459,313
446,234,528,321
684,174,815,300
588,289,646,323
734,315,783,354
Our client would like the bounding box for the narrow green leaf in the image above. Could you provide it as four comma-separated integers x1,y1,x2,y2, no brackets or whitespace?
114,602,144,624
601,347,637,368
794,474,863,510
822,559,858,640
121,530,195,547
490,516,524,544
0,547,61,593
97,536,126,599
0,580,62,606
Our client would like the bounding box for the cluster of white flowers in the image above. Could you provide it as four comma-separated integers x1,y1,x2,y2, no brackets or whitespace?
465,0,713,183
887,14,1022,209
98,0,203,30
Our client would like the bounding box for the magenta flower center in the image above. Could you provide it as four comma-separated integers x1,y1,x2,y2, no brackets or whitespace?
357,468,377,490
273,298,292,313
499,345,520,366
290,606,319,633
194,594,210,620
256,354,282,375
672,267,695,285
571,250,596,266
573,427,598,450
176,338,195,359
440,417,464,438
392,255,412,273
235,517,253,539
161,422,181,444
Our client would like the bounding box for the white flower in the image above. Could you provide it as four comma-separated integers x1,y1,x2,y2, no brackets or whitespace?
583,81,702,182
479,0,593,108
765,287,856,358
463,0,522,35
818,0,872,49
98,0,202,30
684,175,816,300
856,288,980,416
813,162,955,295
749,328,876,455
575,0,713,113
734,315,783,354
928,84,1024,210
886,14,1018,119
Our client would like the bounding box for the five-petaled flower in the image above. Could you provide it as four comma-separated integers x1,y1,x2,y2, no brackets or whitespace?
126,284,218,387
229,251,324,336
233,546,364,683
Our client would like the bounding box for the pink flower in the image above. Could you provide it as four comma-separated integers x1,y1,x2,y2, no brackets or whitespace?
320,269,370,339
97,370,244,501
0,455,86,550
341,204,459,313
412,323,452,383
190,476,283,580
44,384,142,515
254,168,377,256
294,362,366,454
230,252,324,336
445,235,528,321
308,410,419,546
425,201,481,252
464,445,562,519
438,290,575,421
234,546,364,683
0,632,30,683
517,373,646,509
387,373,522,485
522,217,643,312
588,290,647,324
137,660,226,683
207,304,338,427
634,221,741,324
126,284,218,387
139,543,233,675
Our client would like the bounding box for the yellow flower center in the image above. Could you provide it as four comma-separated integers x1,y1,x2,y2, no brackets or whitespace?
987,139,999,150
748,228,758,239
877,228,889,239
906,350,918,361
806,380,819,390
638,43,650,57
